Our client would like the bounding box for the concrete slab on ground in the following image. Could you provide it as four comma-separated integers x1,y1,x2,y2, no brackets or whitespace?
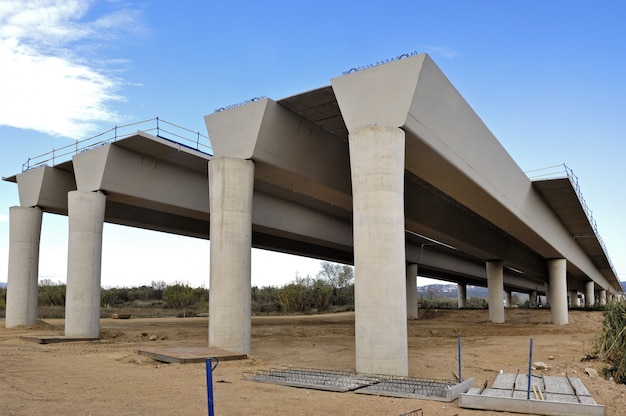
138,347,247,363
459,372,605,416
21,336,99,344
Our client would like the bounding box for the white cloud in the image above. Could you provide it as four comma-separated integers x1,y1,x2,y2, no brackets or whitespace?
0,214,8,222
0,0,140,139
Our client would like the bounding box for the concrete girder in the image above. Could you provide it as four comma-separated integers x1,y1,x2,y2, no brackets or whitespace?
330,53,613,292
14,166,76,213
72,144,210,215
204,98,352,212
406,244,545,293
404,175,548,280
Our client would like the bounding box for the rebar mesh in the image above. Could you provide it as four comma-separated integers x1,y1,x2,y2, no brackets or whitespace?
397,410,423,416
244,366,458,400
244,367,379,392
359,375,453,399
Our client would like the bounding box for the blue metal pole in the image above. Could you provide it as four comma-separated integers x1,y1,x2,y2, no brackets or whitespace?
527,338,533,399
457,334,462,382
206,358,214,416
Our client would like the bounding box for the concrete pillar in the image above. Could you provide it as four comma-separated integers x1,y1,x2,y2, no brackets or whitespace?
208,157,254,355
505,291,512,308
529,290,538,308
457,283,467,309
585,281,595,307
65,191,106,338
350,125,408,376
406,264,418,319
486,260,504,323
548,259,568,325
599,290,607,306
5,206,43,328
568,290,578,308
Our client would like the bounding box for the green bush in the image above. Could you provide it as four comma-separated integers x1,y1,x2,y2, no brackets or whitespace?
38,281,66,306
162,282,204,316
278,282,308,313
595,300,626,384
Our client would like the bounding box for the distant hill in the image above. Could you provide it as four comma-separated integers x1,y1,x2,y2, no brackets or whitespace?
417,283,489,298
0,282,6,289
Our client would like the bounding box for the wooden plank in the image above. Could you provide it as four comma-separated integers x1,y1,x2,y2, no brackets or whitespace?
138,347,246,364
21,336,99,344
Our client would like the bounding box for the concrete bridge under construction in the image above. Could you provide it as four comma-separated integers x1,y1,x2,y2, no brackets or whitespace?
4,54,621,376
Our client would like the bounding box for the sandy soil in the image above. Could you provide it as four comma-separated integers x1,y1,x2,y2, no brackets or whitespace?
2,308,626,416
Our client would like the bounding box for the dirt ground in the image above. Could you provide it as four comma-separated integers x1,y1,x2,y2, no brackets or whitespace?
2,308,626,416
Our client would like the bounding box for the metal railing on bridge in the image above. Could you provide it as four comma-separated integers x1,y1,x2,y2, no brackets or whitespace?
526,164,615,276
21,117,212,172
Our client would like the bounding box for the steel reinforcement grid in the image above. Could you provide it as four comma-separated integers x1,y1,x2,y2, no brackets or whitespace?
244,367,457,399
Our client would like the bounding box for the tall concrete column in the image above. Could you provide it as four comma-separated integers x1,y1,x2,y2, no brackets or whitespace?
599,290,607,306
505,291,512,308
529,290,538,308
568,290,579,308
487,260,505,323
548,259,568,325
208,157,254,355
5,206,43,328
350,125,408,376
406,264,418,319
65,191,106,338
585,281,595,307
457,283,467,309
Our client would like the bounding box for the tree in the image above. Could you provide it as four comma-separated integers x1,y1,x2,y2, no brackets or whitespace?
162,282,197,314
316,261,354,309
311,278,332,312
38,280,66,306
278,282,307,313
317,261,353,289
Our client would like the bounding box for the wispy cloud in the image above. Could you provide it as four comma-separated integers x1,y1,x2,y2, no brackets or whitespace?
0,214,8,222
0,0,143,139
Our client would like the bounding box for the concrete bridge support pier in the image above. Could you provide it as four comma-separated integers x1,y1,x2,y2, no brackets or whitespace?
65,191,106,338
487,260,505,323
350,125,408,376
5,206,43,328
406,264,418,319
599,290,607,306
458,283,467,309
505,291,512,308
208,157,254,355
548,259,568,325
585,281,595,307
568,290,579,308
529,290,538,308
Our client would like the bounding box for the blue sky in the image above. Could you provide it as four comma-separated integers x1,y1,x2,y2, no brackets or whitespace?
1,0,624,288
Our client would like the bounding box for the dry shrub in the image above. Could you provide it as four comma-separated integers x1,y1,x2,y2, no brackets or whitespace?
595,300,626,384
